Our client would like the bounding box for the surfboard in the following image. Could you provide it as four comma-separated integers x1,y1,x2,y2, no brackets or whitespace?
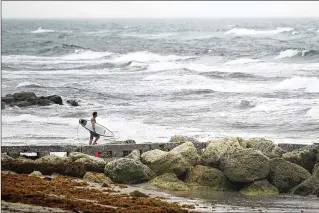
79,118,115,137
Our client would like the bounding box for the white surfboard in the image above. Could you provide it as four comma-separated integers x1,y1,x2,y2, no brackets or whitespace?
79,118,115,137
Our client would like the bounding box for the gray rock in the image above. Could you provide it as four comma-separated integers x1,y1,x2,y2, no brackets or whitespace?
169,135,199,143
201,137,246,167
29,171,43,178
12,92,36,101
247,138,286,158
148,152,191,177
283,145,318,172
47,95,63,105
1,153,14,162
220,148,270,183
141,149,168,165
170,142,199,166
35,155,72,164
125,149,141,161
269,158,311,193
66,99,79,106
104,158,154,184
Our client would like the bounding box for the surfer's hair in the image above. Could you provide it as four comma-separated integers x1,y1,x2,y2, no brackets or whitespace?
93,112,97,116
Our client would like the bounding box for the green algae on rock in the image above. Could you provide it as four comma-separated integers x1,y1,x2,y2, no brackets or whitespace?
170,142,199,166
83,172,113,184
141,149,168,165
240,180,279,196
150,173,190,191
185,165,235,191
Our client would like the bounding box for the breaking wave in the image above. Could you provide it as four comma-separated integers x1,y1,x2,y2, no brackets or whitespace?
225,27,293,36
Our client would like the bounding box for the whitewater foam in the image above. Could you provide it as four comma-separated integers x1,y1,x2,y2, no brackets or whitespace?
225,27,293,36
16,82,42,88
276,76,319,93
224,58,260,65
31,27,56,34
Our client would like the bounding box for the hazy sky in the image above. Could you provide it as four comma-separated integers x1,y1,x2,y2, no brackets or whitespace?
3,1,319,19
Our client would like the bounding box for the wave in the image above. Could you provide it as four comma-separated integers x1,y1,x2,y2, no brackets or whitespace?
16,82,42,88
37,44,89,55
224,58,260,65
120,32,177,39
225,27,293,36
275,49,318,59
173,89,215,96
31,27,55,33
306,107,319,119
200,71,268,81
108,51,193,63
2,114,77,126
31,27,72,34
276,76,319,93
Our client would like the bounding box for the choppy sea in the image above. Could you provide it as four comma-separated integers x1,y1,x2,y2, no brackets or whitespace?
2,18,319,145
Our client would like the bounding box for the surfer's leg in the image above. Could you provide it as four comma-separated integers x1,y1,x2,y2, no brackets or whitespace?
93,134,100,144
89,132,93,145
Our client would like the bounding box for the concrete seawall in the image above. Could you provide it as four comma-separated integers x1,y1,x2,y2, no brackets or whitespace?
1,142,313,159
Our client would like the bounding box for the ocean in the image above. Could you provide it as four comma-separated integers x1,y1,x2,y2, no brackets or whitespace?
2,18,319,146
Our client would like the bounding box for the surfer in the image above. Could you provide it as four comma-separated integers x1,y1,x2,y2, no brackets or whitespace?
89,111,100,145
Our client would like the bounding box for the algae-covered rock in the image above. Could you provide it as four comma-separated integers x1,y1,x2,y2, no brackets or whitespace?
169,135,199,143
148,152,191,177
201,137,245,167
247,138,285,158
269,158,311,193
75,157,106,173
104,158,154,184
220,148,270,183
240,180,279,196
125,149,140,161
83,172,113,184
35,155,72,164
70,152,106,167
290,175,319,196
141,149,167,165
170,142,199,166
283,145,318,172
29,171,44,178
150,173,190,191
185,165,235,191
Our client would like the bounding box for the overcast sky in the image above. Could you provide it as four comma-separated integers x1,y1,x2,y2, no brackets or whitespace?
3,1,319,19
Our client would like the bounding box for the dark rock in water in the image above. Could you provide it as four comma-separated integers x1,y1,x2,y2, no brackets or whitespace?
283,145,318,173
290,174,319,196
37,99,53,106
269,158,311,193
66,99,79,106
1,101,5,110
239,100,255,108
12,92,36,101
47,95,63,105
2,92,63,108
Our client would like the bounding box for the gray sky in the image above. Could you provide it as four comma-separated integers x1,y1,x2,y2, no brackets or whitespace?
3,1,319,19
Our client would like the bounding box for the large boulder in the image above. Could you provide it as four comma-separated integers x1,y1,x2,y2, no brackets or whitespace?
185,165,235,191
246,138,285,158
170,142,199,166
74,157,106,173
12,92,36,101
290,175,319,196
149,173,190,191
169,135,199,143
240,180,279,196
83,172,113,184
125,149,140,161
47,95,63,105
269,158,311,193
141,149,168,165
220,148,270,183
104,158,154,184
148,152,191,177
201,137,246,167
283,145,318,172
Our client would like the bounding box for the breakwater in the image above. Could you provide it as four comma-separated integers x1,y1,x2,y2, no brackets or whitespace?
1,142,310,158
